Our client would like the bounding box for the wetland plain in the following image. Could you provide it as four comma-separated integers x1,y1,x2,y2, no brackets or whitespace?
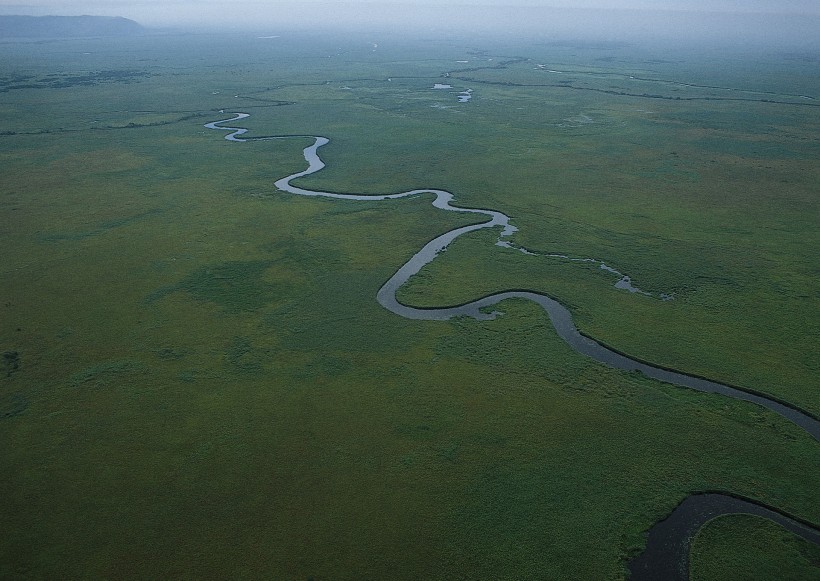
1,26,818,580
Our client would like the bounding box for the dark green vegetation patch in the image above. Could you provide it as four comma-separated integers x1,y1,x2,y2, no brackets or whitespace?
691,515,820,581
0,69,149,93
150,260,283,313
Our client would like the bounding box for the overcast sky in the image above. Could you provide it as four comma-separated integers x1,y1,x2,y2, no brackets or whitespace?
2,0,819,44
3,0,820,12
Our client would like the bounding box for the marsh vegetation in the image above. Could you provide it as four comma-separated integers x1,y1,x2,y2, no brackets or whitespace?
0,29,817,579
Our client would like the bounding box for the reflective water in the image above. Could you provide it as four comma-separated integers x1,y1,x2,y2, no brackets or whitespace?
206,113,820,576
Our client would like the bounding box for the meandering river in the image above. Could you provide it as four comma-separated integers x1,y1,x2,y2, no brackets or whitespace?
205,113,819,579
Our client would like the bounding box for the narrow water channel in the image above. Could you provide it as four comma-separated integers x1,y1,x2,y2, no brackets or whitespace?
205,113,819,579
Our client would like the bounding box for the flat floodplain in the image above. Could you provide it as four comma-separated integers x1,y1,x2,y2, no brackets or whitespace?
0,31,818,579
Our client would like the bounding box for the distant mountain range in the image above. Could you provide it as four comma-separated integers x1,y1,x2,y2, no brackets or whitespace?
0,15,144,38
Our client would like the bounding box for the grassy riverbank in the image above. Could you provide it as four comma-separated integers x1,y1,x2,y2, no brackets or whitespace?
691,515,820,580
1,31,817,579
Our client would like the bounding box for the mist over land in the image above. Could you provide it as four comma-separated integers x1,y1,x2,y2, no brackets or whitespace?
0,14,143,37
1,1,819,50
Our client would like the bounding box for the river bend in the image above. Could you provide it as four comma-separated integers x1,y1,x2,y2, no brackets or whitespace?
206,113,818,441
204,113,819,578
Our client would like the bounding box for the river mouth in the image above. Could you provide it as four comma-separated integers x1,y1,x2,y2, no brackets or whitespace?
205,113,820,578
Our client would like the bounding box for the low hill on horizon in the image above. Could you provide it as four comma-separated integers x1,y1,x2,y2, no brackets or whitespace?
0,15,144,39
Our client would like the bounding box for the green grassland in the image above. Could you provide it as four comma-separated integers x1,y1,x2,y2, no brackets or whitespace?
691,515,820,580
0,31,818,579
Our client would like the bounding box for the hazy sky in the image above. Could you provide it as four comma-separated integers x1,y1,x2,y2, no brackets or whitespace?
2,0,819,44
4,0,820,18
3,0,820,12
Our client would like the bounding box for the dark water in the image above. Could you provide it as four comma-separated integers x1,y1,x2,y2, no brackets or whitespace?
629,493,820,581
206,114,820,578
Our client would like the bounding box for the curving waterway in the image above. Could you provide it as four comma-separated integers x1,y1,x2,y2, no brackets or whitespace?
205,113,819,579
629,493,820,580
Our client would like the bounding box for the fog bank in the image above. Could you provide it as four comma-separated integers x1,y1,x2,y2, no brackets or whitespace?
2,2,819,49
